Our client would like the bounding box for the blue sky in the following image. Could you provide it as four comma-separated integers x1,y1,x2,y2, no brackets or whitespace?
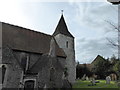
0,0,118,64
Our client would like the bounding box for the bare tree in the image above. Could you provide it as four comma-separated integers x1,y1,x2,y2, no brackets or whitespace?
105,20,120,84
106,1,120,85
105,20,120,59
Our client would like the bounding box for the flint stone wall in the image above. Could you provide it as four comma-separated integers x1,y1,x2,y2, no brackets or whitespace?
54,34,76,84
2,46,66,88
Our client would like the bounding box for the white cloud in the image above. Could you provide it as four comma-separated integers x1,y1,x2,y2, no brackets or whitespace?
68,2,118,63
74,2,118,29
0,0,31,28
76,37,118,63
21,0,107,2
0,0,107,3
0,1,118,64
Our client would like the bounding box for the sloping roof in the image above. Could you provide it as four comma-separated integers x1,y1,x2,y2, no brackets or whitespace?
2,22,66,58
91,55,106,64
79,64,93,70
53,15,74,38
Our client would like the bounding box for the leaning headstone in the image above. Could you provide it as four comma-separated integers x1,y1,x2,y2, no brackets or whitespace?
86,76,89,81
106,76,111,84
81,74,86,81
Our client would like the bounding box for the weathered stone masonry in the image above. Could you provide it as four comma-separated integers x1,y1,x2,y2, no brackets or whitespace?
0,14,76,89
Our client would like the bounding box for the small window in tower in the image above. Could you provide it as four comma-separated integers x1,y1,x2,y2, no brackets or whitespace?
2,65,6,84
66,41,68,48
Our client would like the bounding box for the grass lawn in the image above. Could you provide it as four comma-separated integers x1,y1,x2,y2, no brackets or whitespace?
73,80,119,88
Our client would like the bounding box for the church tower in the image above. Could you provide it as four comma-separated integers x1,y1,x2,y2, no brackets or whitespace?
53,14,76,84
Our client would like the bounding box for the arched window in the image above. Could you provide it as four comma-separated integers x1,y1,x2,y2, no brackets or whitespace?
66,41,68,48
2,65,6,84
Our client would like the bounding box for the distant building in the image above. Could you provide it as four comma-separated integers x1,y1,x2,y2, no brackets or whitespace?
0,14,76,89
91,55,106,65
77,55,106,79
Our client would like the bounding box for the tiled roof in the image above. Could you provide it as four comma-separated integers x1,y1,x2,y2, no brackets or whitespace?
2,22,66,58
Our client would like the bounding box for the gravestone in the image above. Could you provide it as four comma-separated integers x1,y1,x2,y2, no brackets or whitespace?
106,76,111,84
86,76,89,81
110,73,117,81
81,74,86,81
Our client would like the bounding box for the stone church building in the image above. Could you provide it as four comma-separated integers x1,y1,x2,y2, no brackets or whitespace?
0,15,76,89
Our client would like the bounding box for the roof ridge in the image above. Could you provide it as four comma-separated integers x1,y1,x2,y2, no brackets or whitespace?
3,22,66,58
2,21,51,37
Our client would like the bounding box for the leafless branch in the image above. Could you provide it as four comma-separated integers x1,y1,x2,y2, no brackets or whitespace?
105,20,120,32
106,38,118,47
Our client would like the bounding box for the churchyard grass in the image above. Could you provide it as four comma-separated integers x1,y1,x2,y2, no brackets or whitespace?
73,80,118,88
